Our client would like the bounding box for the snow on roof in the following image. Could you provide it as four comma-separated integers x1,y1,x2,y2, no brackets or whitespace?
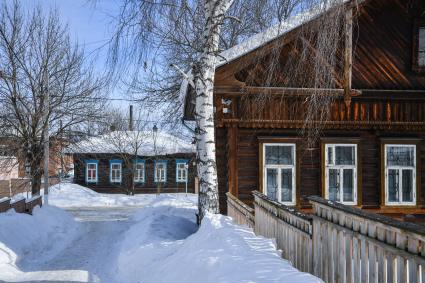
216,11,315,68
217,0,351,67
69,131,195,156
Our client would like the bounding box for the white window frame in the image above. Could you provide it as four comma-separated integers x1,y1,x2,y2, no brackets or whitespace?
176,162,188,183
324,144,358,205
110,162,122,183
86,162,98,183
262,143,296,205
134,162,145,183
155,162,167,182
384,144,416,206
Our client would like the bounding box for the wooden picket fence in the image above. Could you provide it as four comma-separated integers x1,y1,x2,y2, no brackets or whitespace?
227,191,425,283
226,192,255,228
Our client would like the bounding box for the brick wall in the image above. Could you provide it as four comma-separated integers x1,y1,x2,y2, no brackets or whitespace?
0,179,29,198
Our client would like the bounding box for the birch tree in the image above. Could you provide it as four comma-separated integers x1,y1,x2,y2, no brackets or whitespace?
108,0,304,221
0,2,105,196
108,0,353,220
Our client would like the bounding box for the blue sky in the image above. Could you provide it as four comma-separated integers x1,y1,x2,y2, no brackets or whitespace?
22,0,130,109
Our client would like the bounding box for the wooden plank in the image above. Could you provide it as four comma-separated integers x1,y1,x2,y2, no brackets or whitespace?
346,234,353,283
361,237,368,282
396,256,406,283
344,7,353,107
376,246,385,283
387,254,394,283
340,230,347,283
227,127,238,197
353,237,360,283
369,243,376,283
408,260,418,283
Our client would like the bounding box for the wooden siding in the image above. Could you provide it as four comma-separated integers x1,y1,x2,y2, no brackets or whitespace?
216,128,425,214
352,0,425,89
73,153,196,194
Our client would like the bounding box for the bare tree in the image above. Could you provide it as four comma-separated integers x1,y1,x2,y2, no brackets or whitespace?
0,2,105,196
103,108,150,195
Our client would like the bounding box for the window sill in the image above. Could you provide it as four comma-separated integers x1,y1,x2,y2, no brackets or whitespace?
383,203,417,207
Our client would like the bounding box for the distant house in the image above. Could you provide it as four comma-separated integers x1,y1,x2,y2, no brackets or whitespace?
71,131,197,194
0,137,73,198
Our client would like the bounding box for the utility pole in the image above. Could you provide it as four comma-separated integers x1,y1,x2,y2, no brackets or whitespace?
185,163,188,197
43,71,49,205
129,105,134,131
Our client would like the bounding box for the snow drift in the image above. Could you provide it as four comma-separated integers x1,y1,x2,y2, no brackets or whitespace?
14,182,197,209
116,199,321,283
0,205,81,281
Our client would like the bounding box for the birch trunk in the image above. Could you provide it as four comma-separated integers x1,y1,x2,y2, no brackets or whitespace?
194,0,234,222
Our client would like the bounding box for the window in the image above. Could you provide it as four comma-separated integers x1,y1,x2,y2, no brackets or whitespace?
325,144,357,205
110,161,122,183
412,19,425,72
134,162,145,183
419,27,425,67
86,161,98,183
385,145,416,205
263,143,296,205
155,161,167,182
176,160,188,182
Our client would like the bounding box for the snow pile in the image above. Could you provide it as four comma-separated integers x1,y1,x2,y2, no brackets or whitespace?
69,130,195,155
0,205,81,281
11,183,198,209
46,182,197,208
116,200,321,283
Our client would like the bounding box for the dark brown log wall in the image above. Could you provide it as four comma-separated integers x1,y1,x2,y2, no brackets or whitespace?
73,153,196,194
216,127,425,213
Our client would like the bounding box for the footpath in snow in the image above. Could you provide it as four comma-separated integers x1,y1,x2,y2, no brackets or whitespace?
0,183,321,283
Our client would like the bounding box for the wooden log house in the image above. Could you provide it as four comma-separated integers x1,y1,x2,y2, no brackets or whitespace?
182,0,425,219
72,131,197,194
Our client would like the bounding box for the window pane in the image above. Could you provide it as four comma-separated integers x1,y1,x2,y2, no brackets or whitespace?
387,146,414,167
266,168,278,201
402,169,413,202
419,28,425,66
343,169,354,202
328,169,339,202
327,147,333,165
265,146,293,165
388,169,399,202
281,169,292,202
335,146,355,165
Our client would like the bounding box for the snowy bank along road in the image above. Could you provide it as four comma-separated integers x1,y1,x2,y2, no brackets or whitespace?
0,184,322,283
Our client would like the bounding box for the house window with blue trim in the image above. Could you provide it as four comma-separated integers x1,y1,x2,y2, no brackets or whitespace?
154,161,167,182
176,159,188,183
134,160,145,183
110,160,122,183
85,160,98,183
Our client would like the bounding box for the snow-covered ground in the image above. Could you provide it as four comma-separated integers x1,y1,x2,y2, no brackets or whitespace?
0,183,321,283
